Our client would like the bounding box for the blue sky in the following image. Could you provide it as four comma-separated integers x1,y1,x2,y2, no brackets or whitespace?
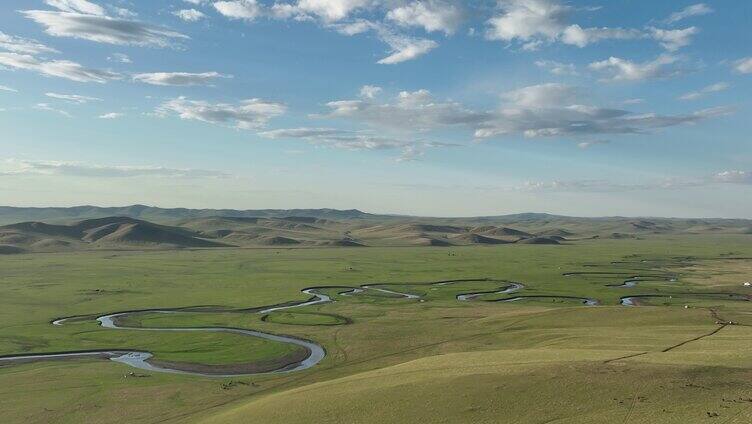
0,0,750,217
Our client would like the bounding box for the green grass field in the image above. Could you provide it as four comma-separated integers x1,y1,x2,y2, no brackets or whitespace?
1,235,752,423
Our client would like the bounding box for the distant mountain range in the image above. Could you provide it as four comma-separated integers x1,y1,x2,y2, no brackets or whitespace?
0,205,749,255
0,205,377,225
1,205,749,226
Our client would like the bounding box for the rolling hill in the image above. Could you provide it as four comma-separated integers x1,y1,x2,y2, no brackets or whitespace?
0,205,750,253
0,216,226,253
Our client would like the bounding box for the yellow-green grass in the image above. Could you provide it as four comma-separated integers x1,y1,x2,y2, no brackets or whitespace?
262,312,348,326
0,234,751,423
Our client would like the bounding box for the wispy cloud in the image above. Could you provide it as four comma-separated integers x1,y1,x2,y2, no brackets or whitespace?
386,0,466,35
0,52,120,83
678,82,729,101
0,31,59,55
45,92,101,103
588,54,685,82
330,20,439,65
577,140,609,149
133,71,232,86
390,171,750,195
258,126,458,161
33,102,72,117
501,86,729,138
534,60,577,76
733,57,752,74
320,87,489,131
22,3,188,48
0,84,18,92
99,112,124,119
44,0,106,16
107,52,131,63
316,84,731,142
647,27,698,52
154,96,286,129
518,169,752,193
665,3,713,24
1,159,229,178
377,32,438,65
173,9,206,22
214,0,264,21
714,170,752,185
484,0,700,52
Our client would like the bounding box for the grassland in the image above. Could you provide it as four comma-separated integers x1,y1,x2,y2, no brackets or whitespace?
1,234,751,423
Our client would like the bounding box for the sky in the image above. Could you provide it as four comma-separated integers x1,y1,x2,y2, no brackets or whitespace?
0,0,750,218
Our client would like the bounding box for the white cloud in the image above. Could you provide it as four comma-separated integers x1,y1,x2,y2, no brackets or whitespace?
678,82,729,101
107,53,131,63
386,0,465,35
733,57,752,74
0,85,18,93
2,159,228,178
208,2,443,65
560,24,641,47
296,0,373,22
174,9,207,22
318,83,731,144
331,19,377,35
622,98,644,105
155,96,286,129
500,83,578,108
516,177,707,193
666,3,712,24
517,169,752,193
482,105,731,139
534,60,577,75
475,83,732,139
485,0,569,49
0,31,59,55
321,88,489,131
359,85,382,99
0,52,120,83
258,126,457,161
133,71,232,86
589,54,682,82
648,27,698,51
99,112,124,119
714,170,752,185
22,10,188,47
485,0,695,51
45,0,106,16
577,140,609,149
45,92,102,103
110,6,137,19
377,33,438,64
258,127,345,138
34,102,73,117
270,3,302,19
330,20,439,64
214,0,263,21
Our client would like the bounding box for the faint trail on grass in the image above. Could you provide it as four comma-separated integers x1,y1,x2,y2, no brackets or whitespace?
603,352,648,364
621,381,644,424
661,324,728,352
604,308,734,365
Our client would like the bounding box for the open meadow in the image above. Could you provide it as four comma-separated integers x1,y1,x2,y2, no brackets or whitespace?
2,234,752,423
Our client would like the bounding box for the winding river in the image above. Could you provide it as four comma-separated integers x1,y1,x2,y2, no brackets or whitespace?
1,276,663,376
456,283,524,301
499,296,599,306
0,282,425,377
1,304,327,377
